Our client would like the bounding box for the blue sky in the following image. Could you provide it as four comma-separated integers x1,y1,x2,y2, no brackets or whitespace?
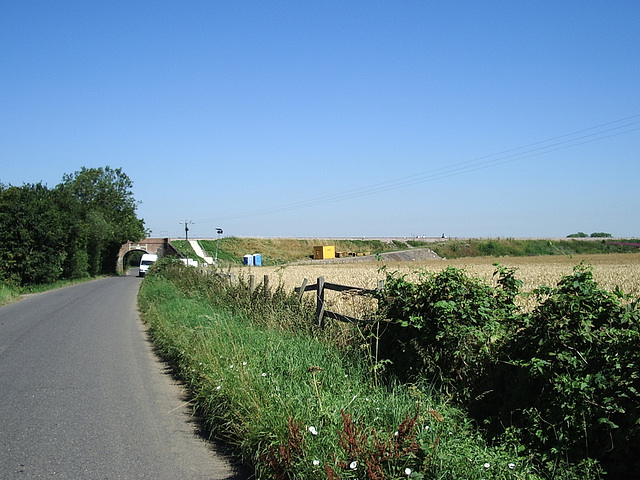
2,1,639,239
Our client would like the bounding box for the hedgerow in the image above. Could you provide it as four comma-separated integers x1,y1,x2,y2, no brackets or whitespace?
375,263,640,478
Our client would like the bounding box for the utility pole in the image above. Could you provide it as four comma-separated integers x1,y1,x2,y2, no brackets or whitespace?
214,228,223,264
180,220,194,242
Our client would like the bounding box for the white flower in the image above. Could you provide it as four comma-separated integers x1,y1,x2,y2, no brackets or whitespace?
242,361,247,365
483,462,491,469
261,372,267,377
229,364,234,368
216,385,221,390
312,460,320,466
308,426,318,436
349,461,358,470
405,467,412,476
508,463,516,470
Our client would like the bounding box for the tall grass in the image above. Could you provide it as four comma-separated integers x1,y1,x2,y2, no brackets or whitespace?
139,261,543,479
426,238,640,259
0,284,19,305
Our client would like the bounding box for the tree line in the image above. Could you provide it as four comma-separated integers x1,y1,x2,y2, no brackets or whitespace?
0,166,146,286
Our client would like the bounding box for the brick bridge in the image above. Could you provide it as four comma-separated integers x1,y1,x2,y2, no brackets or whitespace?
117,238,180,272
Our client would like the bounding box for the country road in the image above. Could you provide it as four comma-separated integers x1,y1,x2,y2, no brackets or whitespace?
0,272,249,479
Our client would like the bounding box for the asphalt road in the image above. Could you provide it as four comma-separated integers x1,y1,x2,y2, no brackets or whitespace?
0,273,249,479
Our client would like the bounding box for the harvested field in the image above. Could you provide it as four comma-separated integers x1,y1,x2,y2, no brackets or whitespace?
232,253,640,316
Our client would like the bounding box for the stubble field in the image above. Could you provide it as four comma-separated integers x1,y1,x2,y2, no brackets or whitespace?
234,253,640,316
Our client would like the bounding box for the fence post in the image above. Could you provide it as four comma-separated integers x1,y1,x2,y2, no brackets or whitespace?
249,274,256,293
316,276,325,329
263,274,270,297
297,278,308,303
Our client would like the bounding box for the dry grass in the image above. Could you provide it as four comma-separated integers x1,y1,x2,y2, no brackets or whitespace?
232,253,640,317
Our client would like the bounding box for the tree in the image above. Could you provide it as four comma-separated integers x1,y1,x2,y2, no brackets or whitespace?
57,166,147,274
0,167,146,285
0,183,67,285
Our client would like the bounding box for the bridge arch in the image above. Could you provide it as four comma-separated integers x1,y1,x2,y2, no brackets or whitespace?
117,238,180,273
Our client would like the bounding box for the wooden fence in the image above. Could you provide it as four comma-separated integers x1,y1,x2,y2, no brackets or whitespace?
210,271,383,328
212,272,269,295
295,276,384,328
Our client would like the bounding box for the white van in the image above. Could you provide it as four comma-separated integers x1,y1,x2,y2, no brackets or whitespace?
138,253,158,277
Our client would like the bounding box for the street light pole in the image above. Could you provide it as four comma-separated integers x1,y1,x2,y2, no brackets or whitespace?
214,228,223,264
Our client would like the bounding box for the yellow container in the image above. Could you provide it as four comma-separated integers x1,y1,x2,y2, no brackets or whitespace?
313,245,335,260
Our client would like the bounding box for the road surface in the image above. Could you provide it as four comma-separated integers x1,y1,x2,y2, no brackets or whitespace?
0,273,249,479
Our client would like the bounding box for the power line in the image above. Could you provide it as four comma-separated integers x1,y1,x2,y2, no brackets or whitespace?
199,114,640,224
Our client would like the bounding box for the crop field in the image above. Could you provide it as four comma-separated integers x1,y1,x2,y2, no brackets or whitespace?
232,253,640,316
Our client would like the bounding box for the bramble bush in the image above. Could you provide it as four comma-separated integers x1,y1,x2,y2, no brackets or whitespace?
499,265,640,478
374,265,520,397
375,263,640,478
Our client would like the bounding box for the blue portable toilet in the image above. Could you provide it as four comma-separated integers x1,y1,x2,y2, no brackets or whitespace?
243,254,254,266
253,254,262,266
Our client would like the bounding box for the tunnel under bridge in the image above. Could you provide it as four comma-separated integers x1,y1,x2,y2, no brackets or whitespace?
117,238,180,273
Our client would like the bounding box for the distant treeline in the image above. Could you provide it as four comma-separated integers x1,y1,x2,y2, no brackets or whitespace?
0,167,146,286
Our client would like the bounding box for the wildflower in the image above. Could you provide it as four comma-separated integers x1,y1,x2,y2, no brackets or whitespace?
309,426,318,436
350,461,358,470
242,361,247,366
216,385,221,390
261,372,267,377
312,460,320,466
508,463,516,470
405,467,412,476
484,463,491,469
229,364,234,369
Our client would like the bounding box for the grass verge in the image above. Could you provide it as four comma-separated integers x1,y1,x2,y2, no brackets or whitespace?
0,275,104,306
138,262,544,479
0,284,20,305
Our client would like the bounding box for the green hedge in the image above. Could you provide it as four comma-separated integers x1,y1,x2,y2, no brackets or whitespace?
376,264,640,478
